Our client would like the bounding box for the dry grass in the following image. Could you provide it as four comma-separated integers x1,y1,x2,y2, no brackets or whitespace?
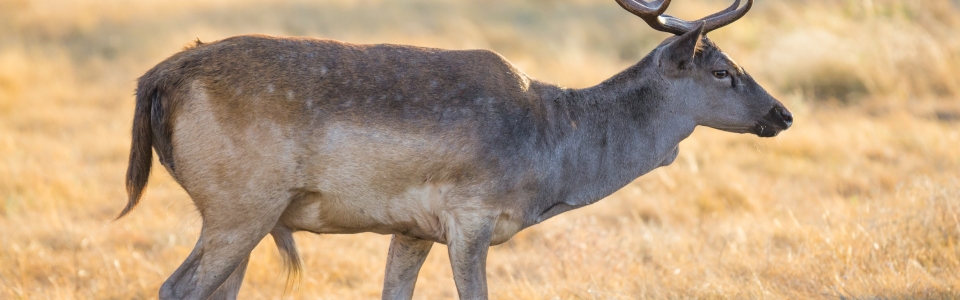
1,0,959,299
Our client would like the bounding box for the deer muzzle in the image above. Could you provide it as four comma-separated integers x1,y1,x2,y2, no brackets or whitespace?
755,104,793,137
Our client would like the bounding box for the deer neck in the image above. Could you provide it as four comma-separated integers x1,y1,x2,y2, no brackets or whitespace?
529,60,696,224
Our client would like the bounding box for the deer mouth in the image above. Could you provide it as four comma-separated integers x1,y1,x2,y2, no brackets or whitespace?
753,122,786,137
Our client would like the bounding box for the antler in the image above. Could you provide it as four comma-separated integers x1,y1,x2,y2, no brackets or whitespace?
615,0,753,35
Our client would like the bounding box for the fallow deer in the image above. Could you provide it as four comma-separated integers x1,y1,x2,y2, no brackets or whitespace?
121,0,792,299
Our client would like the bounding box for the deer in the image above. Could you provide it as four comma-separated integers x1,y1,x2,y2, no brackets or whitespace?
120,0,792,299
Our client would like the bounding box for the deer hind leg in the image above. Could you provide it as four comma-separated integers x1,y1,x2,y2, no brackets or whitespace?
159,189,293,300
381,234,434,300
207,255,250,300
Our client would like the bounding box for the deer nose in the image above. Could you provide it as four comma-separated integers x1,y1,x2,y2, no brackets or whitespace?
776,105,793,128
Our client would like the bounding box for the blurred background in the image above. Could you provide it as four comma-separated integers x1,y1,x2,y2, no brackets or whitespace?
1,0,959,298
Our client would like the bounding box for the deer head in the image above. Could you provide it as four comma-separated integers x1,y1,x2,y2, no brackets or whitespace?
618,0,793,137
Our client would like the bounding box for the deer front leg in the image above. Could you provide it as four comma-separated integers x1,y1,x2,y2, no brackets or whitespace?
381,235,434,300
445,215,496,300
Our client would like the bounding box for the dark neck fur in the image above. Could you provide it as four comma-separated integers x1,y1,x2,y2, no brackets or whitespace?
524,53,696,226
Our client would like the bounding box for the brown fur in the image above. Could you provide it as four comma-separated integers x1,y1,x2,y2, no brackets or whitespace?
124,35,566,299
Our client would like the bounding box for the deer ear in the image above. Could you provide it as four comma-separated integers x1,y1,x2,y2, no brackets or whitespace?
662,22,705,69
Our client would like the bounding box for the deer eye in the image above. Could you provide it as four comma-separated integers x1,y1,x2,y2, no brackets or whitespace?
712,70,729,79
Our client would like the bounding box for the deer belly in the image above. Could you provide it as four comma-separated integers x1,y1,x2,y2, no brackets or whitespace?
281,184,450,241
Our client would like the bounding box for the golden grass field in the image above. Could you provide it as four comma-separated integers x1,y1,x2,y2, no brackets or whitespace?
2,0,959,298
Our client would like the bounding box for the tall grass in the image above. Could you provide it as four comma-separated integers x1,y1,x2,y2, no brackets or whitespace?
1,0,958,299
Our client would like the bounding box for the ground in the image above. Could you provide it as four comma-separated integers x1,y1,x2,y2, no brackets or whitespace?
1,0,958,298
